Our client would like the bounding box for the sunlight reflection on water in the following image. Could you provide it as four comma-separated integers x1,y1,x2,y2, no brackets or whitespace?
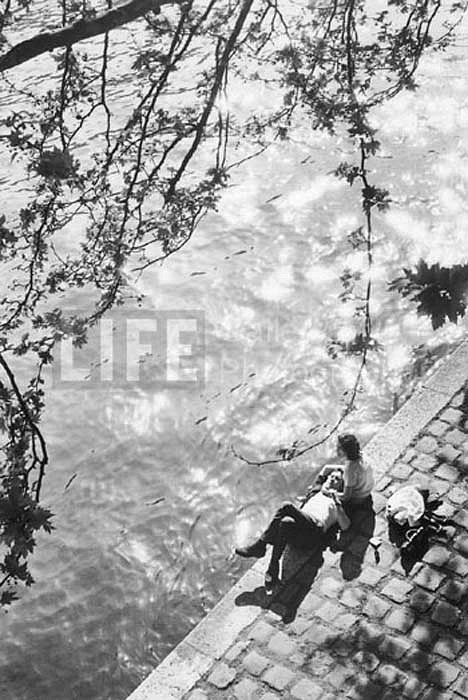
0,10,468,700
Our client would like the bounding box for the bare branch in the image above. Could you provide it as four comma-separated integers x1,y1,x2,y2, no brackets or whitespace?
165,0,256,199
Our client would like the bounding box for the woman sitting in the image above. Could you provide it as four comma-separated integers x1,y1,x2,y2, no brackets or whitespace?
314,433,374,507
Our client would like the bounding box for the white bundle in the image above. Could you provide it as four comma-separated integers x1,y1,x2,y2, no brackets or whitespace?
386,485,425,527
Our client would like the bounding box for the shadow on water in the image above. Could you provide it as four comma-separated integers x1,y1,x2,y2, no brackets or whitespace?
235,501,376,623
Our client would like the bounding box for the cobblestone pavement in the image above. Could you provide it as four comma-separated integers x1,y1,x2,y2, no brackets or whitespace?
184,389,468,700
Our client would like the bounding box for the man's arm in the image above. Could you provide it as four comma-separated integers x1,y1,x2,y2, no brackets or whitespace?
300,463,345,506
298,487,317,507
298,465,332,506
334,500,351,530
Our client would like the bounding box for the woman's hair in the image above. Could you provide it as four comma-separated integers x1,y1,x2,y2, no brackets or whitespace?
337,433,361,461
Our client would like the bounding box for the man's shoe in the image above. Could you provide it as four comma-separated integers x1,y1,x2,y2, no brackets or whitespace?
235,540,266,558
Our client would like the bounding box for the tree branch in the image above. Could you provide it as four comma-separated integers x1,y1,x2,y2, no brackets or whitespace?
0,0,179,72
165,0,255,199
0,351,48,500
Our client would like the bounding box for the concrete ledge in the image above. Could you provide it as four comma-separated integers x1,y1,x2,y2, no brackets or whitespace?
126,338,468,700
127,567,264,700
422,340,468,397
182,566,263,660
126,642,213,700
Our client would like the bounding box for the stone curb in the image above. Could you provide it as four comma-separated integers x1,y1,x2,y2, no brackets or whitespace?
126,339,468,700
126,567,265,700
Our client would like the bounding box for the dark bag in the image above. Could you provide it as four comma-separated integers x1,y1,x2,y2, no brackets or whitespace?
387,487,452,560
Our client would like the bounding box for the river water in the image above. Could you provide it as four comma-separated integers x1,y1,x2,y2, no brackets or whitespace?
1,6,468,700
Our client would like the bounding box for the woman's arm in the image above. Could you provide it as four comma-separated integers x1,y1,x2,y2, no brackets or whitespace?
338,463,356,501
299,465,337,504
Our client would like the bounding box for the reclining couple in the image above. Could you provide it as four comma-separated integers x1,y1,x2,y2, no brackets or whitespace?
235,433,374,589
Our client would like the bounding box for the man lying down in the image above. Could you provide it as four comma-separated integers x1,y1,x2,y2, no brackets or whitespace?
235,469,350,590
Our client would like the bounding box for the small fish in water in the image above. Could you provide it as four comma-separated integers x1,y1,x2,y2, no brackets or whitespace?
145,497,165,506
195,416,207,425
64,473,77,490
265,193,282,204
188,514,202,541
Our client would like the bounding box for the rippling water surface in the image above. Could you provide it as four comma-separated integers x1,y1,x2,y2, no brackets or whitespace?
1,7,468,700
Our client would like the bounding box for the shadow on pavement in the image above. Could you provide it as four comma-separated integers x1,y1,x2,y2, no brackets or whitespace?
315,618,447,699
234,542,326,623
334,499,376,580
235,500,377,623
